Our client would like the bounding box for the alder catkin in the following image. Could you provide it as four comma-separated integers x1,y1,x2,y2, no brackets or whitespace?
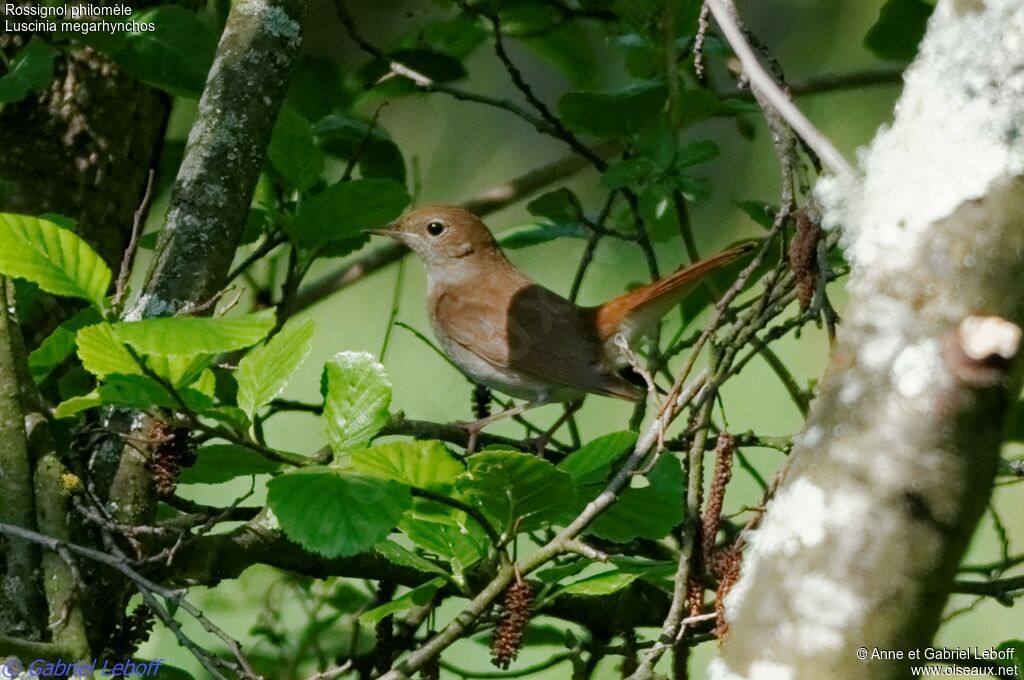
491,580,533,669
150,421,195,498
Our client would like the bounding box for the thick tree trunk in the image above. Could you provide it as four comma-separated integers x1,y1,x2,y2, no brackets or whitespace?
712,1,1024,678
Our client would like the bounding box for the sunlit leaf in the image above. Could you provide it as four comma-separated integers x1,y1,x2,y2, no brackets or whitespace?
0,213,111,308
324,351,392,453
236,318,316,418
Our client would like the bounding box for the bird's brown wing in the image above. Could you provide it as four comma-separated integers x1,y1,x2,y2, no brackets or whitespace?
434,283,641,401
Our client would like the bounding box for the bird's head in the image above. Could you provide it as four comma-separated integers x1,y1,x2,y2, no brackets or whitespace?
367,205,500,266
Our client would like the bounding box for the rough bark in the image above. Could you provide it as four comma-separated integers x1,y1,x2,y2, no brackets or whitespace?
712,1,1024,678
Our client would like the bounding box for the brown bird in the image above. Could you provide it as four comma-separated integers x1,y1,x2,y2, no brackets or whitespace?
368,205,752,439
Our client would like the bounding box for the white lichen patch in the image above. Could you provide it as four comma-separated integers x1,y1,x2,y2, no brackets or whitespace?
818,0,1024,279
891,339,949,398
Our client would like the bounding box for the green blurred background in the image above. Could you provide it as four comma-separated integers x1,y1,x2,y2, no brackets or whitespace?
133,0,1022,676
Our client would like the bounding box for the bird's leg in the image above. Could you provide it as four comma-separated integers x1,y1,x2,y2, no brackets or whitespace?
532,399,583,454
457,400,544,453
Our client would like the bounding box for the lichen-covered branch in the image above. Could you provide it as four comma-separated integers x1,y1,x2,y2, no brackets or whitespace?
713,2,1024,678
133,0,310,318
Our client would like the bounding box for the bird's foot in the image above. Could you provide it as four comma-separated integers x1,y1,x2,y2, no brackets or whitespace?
455,419,485,454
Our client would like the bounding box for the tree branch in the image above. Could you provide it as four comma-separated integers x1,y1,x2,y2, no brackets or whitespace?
713,2,1024,676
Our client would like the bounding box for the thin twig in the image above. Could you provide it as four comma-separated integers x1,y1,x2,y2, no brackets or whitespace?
706,0,856,180
113,169,156,312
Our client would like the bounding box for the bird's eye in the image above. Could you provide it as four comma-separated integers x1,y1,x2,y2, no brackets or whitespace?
426,220,446,236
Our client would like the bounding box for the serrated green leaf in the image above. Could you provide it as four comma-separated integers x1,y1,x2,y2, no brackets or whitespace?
373,540,449,577
110,6,217,97
558,82,666,138
497,222,589,249
352,441,463,490
0,213,112,308
358,577,445,625
268,467,411,558
555,570,640,597
324,351,392,453
289,179,410,247
457,451,576,532
236,318,316,418
864,0,932,62
268,108,324,192
587,454,683,542
557,431,637,485
0,38,58,103
28,307,102,383
113,310,276,356
177,444,280,484
526,188,584,223
76,323,140,378
399,516,487,584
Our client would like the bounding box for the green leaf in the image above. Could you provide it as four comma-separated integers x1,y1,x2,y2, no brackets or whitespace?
521,23,597,85
286,56,352,121
358,577,445,625
676,140,720,168
236,318,316,418
352,441,463,490
994,641,1023,677
96,374,213,412
359,140,407,184
0,213,112,308
588,455,683,542
864,0,933,62
111,6,217,97
290,179,410,247
736,200,777,230
177,444,280,484
373,540,449,577
54,392,102,419
399,516,487,584
394,14,486,60
28,307,102,383
555,570,640,597
268,108,325,192
113,310,276,356
457,451,576,532
268,467,411,558
0,38,58,103
558,82,667,138
526,188,584,223
324,351,392,453
75,323,139,379
557,431,637,485
497,222,589,249
601,157,659,190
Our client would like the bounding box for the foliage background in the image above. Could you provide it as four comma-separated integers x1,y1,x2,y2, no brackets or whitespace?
1,0,1019,676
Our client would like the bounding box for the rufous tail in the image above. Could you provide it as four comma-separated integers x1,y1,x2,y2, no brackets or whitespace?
590,241,756,344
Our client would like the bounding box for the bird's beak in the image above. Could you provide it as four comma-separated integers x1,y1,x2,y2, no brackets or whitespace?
365,227,403,239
